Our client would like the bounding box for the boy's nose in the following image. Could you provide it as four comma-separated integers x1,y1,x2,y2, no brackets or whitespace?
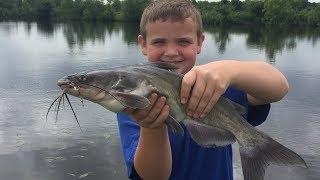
164,44,179,57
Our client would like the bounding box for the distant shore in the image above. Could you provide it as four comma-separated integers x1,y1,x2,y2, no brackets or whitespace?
1,0,319,27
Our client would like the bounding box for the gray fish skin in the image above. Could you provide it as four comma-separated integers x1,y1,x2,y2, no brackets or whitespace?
57,63,307,180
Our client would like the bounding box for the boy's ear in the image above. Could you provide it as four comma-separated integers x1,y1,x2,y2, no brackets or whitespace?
138,35,147,55
197,34,205,54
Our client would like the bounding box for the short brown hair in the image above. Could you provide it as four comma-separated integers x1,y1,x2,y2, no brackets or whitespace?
140,0,203,38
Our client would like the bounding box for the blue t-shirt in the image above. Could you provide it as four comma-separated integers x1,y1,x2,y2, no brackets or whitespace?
117,86,270,180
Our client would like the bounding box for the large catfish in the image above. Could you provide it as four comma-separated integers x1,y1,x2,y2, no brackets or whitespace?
48,62,307,180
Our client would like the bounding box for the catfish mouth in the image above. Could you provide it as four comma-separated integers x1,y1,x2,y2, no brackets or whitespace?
47,77,125,130
57,78,72,89
57,78,89,98
57,78,107,101
57,78,81,92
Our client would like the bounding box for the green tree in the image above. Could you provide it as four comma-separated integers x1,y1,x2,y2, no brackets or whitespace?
231,0,243,11
0,0,319,27
82,0,107,20
264,0,295,25
243,0,264,24
19,0,35,20
121,0,150,21
0,0,19,20
36,0,54,20
107,0,121,12
306,4,320,26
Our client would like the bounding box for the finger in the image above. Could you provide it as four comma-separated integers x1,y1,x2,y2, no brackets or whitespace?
180,69,196,104
193,81,214,118
149,105,170,129
132,93,158,120
200,89,224,118
186,76,205,117
144,96,167,123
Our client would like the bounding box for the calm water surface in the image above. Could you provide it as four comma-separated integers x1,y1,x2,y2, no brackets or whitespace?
0,22,319,180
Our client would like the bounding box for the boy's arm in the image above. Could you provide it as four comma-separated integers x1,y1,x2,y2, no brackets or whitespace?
124,93,172,180
181,60,289,119
230,61,289,105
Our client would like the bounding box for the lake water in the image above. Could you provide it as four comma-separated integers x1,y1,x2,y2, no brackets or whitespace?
0,21,319,180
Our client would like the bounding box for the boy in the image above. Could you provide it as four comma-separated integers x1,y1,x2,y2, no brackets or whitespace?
117,0,289,179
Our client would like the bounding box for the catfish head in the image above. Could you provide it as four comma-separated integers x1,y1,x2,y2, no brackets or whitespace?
57,70,154,112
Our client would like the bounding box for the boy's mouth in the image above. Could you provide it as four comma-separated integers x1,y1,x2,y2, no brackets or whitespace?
159,59,184,63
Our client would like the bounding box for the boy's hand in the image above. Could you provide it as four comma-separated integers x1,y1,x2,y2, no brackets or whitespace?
124,93,170,129
180,61,236,119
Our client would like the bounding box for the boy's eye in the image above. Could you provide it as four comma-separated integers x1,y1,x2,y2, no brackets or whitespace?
178,40,191,46
151,41,165,46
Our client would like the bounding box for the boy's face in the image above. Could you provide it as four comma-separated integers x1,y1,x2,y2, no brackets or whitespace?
138,17,204,74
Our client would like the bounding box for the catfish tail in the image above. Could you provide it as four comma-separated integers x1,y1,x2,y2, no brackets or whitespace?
239,132,307,180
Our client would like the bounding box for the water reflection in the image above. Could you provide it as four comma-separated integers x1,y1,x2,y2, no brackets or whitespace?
23,22,32,36
37,21,55,38
205,26,231,54
121,22,140,45
204,25,320,63
62,22,110,49
3,21,320,62
0,138,126,180
59,22,140,50
0,21,319,180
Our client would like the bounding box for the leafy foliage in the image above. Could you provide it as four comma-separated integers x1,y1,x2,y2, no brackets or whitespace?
0,0,319,27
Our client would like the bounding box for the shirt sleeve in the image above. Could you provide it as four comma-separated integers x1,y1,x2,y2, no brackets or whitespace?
116,112,142,179
246,103,271,126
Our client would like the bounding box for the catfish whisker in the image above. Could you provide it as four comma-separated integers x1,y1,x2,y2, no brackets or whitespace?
46,95,62,122
53,96,59,112
62,93,65,109
53,92,64,112
55,94,63,124
64,93,82,132
80,97,84,107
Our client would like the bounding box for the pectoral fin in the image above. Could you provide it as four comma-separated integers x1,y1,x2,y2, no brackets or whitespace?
220,97,246,115
166,114,184,135
182,119,236,148
111,92,150,109
229,99,246,115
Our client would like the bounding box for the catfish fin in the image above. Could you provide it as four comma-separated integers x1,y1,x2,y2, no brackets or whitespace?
220,96,246,115
239,132,307,180
165,114,184,136
182,119,236,148
111,92,150,109
229,100,246,115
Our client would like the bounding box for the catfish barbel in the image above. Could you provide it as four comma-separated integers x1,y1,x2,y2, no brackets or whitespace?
47,62,307,180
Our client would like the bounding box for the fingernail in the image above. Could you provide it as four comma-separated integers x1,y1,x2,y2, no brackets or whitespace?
187,111,192,116
181,98,186,104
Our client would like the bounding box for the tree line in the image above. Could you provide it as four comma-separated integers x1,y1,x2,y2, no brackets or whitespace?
0,0,319,26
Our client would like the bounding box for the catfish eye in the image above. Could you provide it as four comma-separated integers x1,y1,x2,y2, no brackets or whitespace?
79,75,87,81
